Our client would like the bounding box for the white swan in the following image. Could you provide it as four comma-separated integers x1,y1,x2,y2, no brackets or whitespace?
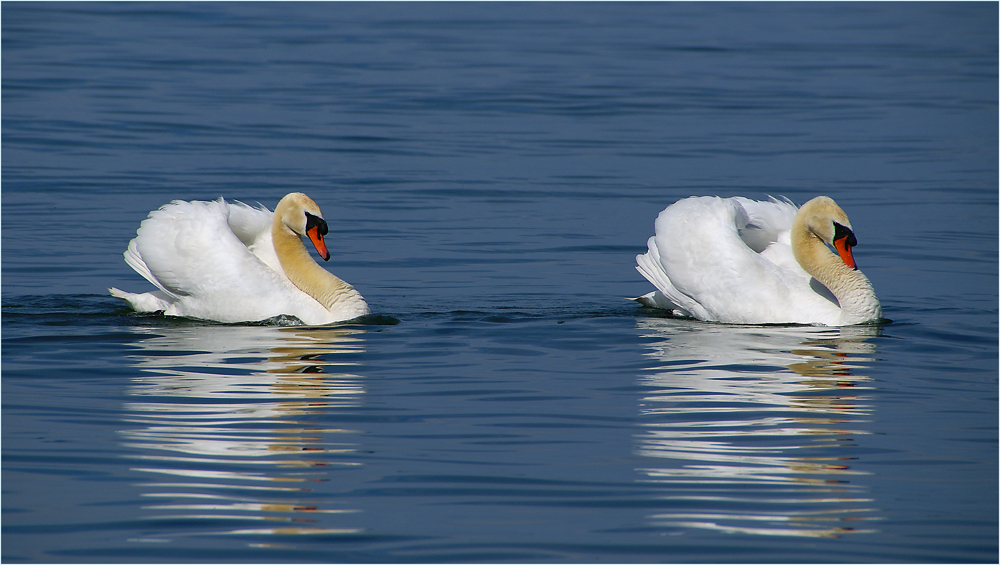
634,196,880,326
110,192,370,325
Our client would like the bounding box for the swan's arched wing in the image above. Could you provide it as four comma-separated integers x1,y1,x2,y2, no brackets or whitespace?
130,199,289,301
651,197,799,322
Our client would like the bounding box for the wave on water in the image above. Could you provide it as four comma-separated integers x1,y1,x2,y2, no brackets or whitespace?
2,294,400,328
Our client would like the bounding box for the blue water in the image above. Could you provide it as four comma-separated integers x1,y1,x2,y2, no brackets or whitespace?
3,3,997,563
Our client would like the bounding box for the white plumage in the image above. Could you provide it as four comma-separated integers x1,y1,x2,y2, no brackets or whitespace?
111,193,370,325
635,196,880,326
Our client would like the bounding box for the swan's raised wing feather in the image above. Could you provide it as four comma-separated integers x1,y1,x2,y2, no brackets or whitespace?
226,199,273,248
225,200,286,275
734,196,797,253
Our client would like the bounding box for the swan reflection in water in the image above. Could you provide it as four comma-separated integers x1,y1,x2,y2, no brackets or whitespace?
119,323,366,543
635,319,882,538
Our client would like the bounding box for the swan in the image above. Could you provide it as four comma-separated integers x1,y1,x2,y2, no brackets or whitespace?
634,196,880,326
110,192,370,325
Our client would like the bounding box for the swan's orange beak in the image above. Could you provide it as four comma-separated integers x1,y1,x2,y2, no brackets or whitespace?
304,212,331,261
307,226,330,261
833,236,856,270
832,223,858,270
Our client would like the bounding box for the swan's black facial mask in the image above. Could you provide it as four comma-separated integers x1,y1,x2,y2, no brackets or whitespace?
832,222,858,270
833,222,857,248
304,212,331,261
305,212,329,236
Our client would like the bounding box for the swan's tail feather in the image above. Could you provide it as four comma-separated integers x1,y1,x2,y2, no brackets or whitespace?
631,290,682,311
109,287,172,313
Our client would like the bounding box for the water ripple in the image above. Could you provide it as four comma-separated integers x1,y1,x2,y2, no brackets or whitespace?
635,321,882,538
118,325,367,543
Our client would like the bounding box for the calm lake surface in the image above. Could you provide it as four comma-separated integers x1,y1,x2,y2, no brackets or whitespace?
3,3,997,563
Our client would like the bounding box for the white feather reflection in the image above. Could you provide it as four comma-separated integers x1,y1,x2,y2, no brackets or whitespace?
119,324,366,541
636,319,881,538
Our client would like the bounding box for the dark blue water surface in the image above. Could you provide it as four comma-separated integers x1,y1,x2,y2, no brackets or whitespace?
3,3,997,563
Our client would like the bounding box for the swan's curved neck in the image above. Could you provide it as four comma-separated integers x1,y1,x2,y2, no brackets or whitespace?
272,217,363,312
792,223,881,325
